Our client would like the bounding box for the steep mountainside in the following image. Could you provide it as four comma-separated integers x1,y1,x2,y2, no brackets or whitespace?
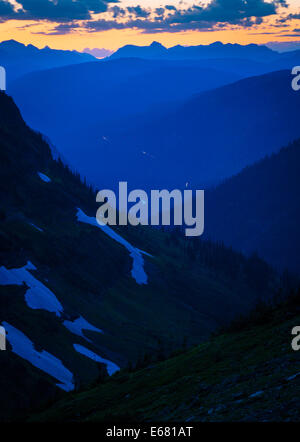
0,40,95,83
205,139,300,275
0,92,277,420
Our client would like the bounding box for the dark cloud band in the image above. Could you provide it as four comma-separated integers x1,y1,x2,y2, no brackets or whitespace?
0,0,116,22
0,0,293,33
86,0,285,33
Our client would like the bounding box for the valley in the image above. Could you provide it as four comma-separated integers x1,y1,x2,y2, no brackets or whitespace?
0,38,299,423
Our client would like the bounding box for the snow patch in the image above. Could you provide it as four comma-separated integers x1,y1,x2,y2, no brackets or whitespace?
249,390,264,399
38,172,51,183
2,322,74,391
0,262,63,317
76,208,149,285
73,343,120,376
29,223,44,232
0,263,105,341
138,249,152,258
63,316,103,341
286,372,300,381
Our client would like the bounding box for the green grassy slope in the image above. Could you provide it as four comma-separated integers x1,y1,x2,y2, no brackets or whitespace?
31,299,300,422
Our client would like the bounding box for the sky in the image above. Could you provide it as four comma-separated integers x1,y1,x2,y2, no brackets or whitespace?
0,0,299,51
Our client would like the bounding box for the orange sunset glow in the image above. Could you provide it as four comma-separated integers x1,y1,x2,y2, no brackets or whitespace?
0,0,299,51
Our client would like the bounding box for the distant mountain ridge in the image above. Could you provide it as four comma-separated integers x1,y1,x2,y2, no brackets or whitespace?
110,41,300,76
110,41,278,61
0,39,96,83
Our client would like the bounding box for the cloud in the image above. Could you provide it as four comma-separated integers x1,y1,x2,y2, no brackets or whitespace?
84,0,284,34
165,5,177,11
273,10,300,24
0,0,15,15
33,22,81,35
127,6,150,18
84,18,125,31
279,33,300,36
165,0,288,28
0,0,290,33
155,8,165,16
0,0,116,22
166,0,275,25
109,5,126,18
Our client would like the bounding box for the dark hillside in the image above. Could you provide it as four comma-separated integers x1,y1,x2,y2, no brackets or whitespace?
0,92,280,420
30,291,300,423
205,139,300,274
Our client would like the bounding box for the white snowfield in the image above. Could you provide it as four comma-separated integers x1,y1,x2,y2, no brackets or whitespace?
0,262,120,381
0,262,63,316
63,316,103,341
73,344,120,376
76,208,149,285
2,322,74,391
29,223,44,232
38,172,51,183
0,262,105,337
0,214,124,383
